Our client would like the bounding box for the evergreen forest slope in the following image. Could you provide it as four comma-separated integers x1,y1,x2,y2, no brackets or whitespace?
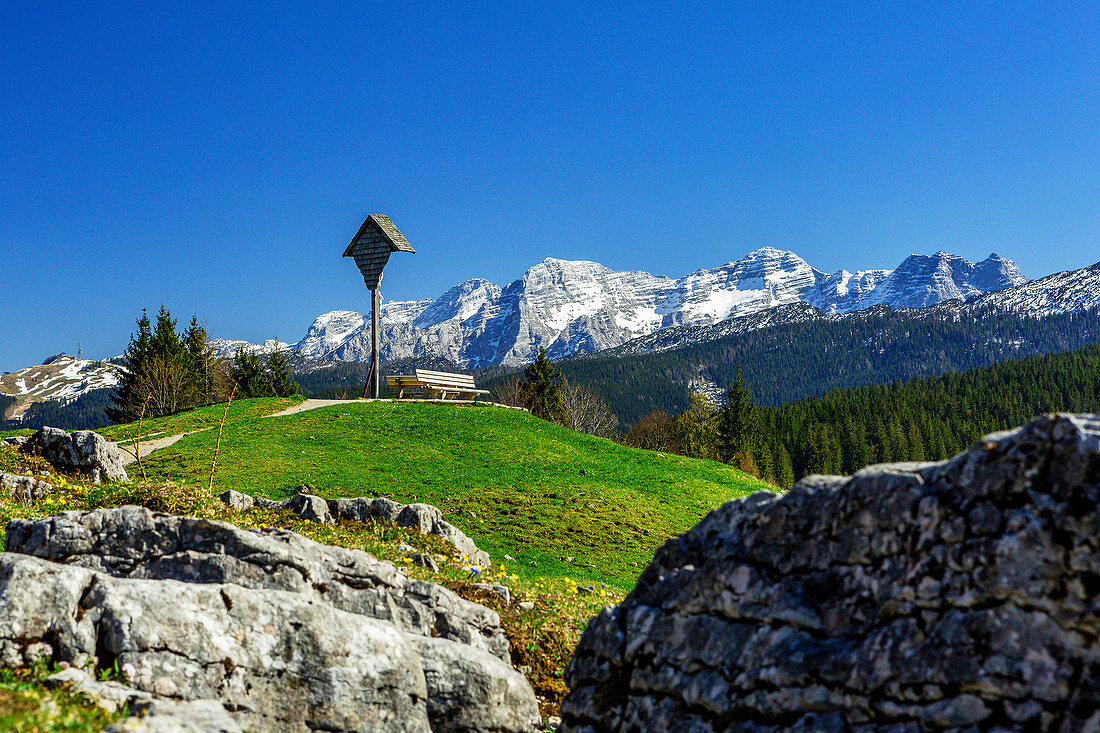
535,304,1100,427
756,343,1100,482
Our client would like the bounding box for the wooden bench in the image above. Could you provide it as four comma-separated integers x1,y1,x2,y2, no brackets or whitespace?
385,374,427,399
385,370,491,401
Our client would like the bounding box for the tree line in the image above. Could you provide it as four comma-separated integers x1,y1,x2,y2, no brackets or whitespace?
534,304,1100,428
622,343,1100,487
107,306,299,423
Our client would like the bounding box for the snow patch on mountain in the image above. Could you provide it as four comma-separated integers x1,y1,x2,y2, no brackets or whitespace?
218,249,1030,368
963,261,1100,314
208,337,290,360
0,355,124,420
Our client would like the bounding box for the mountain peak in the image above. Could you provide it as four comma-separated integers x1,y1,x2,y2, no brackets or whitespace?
534,257,603,271
222,249,1034,369
741,246,800,261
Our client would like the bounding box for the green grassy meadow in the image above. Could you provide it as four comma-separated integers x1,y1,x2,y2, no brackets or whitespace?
109,398,769,589
2,397,772,721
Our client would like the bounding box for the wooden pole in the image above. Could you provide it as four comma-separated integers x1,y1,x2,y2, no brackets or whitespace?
371,286,380,398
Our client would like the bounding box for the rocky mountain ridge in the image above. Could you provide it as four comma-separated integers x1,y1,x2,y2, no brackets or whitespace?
0,355,123,421
254,249,1027,368
601,258,1100,359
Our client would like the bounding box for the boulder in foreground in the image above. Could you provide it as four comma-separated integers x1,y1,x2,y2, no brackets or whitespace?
562,414,1100,732
24,426,128,483
3,506,539,732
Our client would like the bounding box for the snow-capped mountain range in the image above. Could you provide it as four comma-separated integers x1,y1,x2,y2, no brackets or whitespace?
0,355,123,421
249,248,1027,368
602,259,1100,359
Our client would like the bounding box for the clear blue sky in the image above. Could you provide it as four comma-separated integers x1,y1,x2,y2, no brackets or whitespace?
2,1,1098,372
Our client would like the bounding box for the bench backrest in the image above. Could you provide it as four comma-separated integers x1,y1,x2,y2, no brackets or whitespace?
414,369,478,389
386,375,423,386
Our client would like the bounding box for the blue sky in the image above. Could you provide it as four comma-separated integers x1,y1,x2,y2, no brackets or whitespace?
2,1,1099,372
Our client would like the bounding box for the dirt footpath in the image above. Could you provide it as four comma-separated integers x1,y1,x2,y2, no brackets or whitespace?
115,399,367,465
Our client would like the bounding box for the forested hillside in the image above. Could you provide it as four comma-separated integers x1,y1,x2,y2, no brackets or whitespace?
534,305,1100,427
10,390,114,430
755,344,1100,484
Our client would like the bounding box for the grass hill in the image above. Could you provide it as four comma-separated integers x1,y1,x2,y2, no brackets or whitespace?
2,397,767,725
95,398,768,590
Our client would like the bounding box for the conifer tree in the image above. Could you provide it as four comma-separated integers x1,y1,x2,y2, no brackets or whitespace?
229,343,300,398
230,349,271,398
183,316,217,402
108,305,214,422
716,368,757,465
150,305,184,361
266,346,300,398
106,309,153,423
523,347,564,421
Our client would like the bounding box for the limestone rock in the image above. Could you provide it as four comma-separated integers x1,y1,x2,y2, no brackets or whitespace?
3,507,539,732
331,496,405,523
6,506,509,660
411,634,541,733
431,519,491,567
45,667,154,713
472,583,511,606
106,699,242,733
238,490,493,567
2,435,28,448
217,489,253,510
0,553,428,731
328,495,492,567
413,553,441,572
1,473,55,503
285,491,334,524
562,414,1100,732
252,495,288,509
25,426,127,482
398,503,444,534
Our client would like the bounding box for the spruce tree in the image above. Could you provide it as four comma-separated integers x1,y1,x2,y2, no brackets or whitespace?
106,309,153,423
266,346,300,398
523,347,564,422
230,349,272,398
715,368,757,465
150,305,184,361
183,316,217,403
108,305,210,422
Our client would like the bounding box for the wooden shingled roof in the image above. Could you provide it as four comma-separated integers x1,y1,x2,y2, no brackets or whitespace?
342,214,415,257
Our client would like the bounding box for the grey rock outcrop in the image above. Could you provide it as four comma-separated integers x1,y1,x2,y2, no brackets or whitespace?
562,414,1100,732
25,426,127,482
286,491,335,524
47,666,240,732
331,495,404,522
3,506,539,732
216,489,253,510
231,490,492,567
45,667,157,714
429,517,491,567
398,503,445,533
2,472,55,503
105,699,242,733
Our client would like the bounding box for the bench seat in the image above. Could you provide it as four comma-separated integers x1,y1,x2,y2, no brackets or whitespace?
385,370,491,401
